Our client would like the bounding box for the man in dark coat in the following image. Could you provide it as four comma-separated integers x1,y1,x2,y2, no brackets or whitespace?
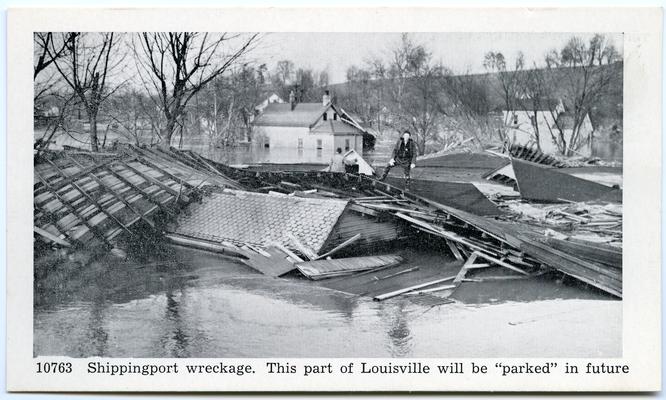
379,130,417,188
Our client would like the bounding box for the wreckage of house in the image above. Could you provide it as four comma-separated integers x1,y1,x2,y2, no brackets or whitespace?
33,143,622,301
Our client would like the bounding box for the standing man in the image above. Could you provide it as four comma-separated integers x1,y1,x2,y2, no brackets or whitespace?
379,130,417,189
328,147,346,172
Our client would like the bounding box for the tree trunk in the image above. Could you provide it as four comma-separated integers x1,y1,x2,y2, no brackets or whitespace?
160,119,176,149
532,111,542,152
89,113,99,152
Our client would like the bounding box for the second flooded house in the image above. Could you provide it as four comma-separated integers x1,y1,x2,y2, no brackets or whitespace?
251,90,369,157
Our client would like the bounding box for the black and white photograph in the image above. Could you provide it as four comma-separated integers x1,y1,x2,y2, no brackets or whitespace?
32,30,625,358
6,6,662,392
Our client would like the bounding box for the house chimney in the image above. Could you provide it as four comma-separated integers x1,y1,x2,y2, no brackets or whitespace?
322,90,331,106
289,90,296,111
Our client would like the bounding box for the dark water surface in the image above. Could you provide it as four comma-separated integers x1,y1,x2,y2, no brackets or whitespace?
34,246,620,358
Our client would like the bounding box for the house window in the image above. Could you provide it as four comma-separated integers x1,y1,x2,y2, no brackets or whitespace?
512,113,519,125
297,138,303,149
316,139,323,150
264,138,270,148
323,112,327,121
333,113,338,121
345,139,350,151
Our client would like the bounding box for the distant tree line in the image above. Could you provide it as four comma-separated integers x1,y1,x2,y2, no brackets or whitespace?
334,33,622,155
34,32,622,156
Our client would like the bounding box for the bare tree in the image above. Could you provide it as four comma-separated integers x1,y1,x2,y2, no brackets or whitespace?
441,72,495,148
47,32,125,151
368,34,450,154
106,89,162,145
483,51,525,142
34,33,72,103
542,34,621,155
34,32,70,79
134,32,259,148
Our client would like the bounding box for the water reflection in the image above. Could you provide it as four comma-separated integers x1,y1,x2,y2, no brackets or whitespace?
84,293,109,357
161,289,190,358
379,301,413,357
591,140,623,161
34,245,616,358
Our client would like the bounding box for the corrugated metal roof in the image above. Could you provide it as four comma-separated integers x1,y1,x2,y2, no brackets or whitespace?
173,190,349,253
252,102,328,127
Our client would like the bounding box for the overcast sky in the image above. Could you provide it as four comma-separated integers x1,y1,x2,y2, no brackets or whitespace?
251,32,623,84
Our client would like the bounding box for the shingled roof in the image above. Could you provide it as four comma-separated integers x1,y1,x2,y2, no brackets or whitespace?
173,190,350,253
252,102,328,127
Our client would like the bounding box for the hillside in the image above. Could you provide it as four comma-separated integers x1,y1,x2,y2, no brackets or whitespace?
327,62,623,132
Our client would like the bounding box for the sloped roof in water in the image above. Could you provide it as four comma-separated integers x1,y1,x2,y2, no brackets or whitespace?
173,190,350,253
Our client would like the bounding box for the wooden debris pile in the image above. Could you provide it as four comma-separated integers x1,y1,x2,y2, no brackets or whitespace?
35,145,622,300
499,200,622,246
155,147,624,298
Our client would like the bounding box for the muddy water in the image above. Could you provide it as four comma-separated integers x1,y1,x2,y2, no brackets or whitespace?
34,246,621,358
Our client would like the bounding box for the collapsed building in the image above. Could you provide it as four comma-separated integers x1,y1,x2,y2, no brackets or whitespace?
33,144,622,301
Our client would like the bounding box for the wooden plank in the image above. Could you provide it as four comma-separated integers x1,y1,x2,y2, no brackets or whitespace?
286,232,318,260
103,164,177,216
34,226,71,247
35,170,111,247
43,156,123,192
446,240,464,261
405,284,457,295
543,237,622,268
314,233,362,260
33,202,79,246
122,162,185,200
63,154,156,229
133,152,196,191
473,252,530,276
165,233,248,259
453,252,479,284
58,176,134,236
296,255,403,280
395,212,492,255
373,275,457,301
268,240,305,263
518,237,622,297
240,246,297,277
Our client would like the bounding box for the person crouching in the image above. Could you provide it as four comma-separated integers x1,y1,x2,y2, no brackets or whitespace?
379,130,417,189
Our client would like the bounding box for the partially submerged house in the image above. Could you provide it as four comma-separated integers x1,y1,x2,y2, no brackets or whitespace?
251,91,372,154
503,99,594,156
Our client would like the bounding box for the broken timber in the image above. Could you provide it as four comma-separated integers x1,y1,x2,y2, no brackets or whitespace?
35,145,622,298
296,254,403,280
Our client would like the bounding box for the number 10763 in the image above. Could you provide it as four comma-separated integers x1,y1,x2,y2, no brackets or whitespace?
36,362,72,373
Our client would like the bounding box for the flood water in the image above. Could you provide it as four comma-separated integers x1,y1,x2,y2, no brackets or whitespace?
34,134,622,358
34,246,621,358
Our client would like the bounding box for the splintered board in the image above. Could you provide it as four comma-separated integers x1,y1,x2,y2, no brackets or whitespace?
318,260,464,299
296,254,403,280
240,246,298,277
